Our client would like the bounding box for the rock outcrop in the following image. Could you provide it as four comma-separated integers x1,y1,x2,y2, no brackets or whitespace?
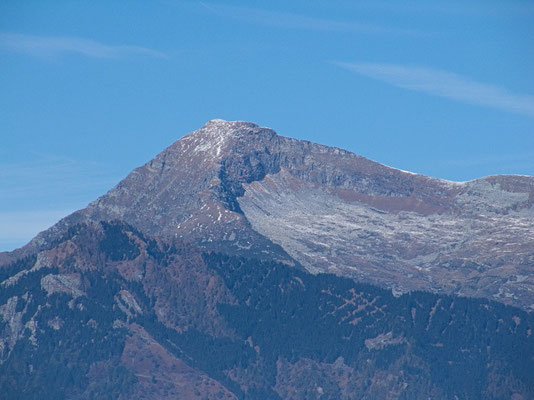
5,119,534,311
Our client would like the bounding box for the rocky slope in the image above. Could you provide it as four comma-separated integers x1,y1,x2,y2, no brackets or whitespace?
2,120,534,399
12,119,534,311
1,221,532,399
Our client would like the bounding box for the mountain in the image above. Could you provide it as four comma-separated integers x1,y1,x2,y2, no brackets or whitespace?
15,119,534,311
1,120,534,399
1,221,533,399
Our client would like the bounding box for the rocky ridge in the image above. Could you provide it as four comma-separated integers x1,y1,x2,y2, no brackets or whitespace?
5,119,534,310
1,221,532,399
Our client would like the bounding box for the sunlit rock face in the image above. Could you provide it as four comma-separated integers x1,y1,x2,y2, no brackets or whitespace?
2,221,532,399
13,119,534,310
239,169,534,310
1,120,534,399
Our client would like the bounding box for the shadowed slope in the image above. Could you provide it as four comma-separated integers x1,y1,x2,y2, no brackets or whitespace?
3,119,533,310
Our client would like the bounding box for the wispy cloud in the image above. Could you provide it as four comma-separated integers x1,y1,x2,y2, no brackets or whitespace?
334,62,534,118
443,152,534,170
0,153,120,205
347,1,534,18
0,33,167,59
198,3,416,36
0,153,123,251
0,209,75,252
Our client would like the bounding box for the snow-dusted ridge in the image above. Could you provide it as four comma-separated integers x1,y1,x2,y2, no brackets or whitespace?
8,119,534,312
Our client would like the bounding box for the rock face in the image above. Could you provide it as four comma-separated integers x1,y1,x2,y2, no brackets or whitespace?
14,119,532,311
239,171,534,310
1,119,534,399
1,221,533,399
11,119,534,311
26,120,294,264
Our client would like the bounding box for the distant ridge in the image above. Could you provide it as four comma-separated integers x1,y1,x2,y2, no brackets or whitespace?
4,119,534,310
1,120,533,399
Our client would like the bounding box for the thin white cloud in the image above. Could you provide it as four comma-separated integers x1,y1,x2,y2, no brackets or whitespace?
0,209,75,252
0,153,121,216
0,33,167,59
334,62,534,117
347,1,534,18
444,152,534,169
0,154,120,251
199,3,417,36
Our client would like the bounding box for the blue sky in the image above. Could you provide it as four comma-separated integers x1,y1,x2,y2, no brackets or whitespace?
1,0,533,251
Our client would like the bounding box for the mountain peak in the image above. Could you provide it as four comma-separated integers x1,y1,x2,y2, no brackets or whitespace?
176,119,275,159
205,118,256,127
13,120,534,311
202,119,257,132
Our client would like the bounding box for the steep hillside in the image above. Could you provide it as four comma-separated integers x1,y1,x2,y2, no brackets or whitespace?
9,119,533,310
1,222,532,399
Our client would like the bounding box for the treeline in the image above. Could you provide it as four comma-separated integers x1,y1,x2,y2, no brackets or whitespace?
1,223,533,399
205,252,534,399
